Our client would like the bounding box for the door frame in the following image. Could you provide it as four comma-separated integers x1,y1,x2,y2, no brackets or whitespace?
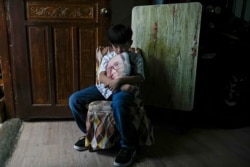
0,0,15,118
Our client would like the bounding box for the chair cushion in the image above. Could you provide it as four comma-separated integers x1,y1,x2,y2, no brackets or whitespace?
106,53,131,79
95,46,142,84
88,100,112,111
85,98,154,150
85,100,117,150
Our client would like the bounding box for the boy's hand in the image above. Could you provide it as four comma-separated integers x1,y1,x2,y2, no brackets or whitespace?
105,78,121,92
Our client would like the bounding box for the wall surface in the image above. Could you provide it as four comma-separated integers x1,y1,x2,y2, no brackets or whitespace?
111,0,151,26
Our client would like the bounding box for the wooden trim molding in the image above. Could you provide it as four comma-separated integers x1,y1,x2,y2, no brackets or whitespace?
26,2,96,20
0,0,16,118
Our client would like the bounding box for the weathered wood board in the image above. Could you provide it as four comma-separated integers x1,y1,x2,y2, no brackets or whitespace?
131,3,202,111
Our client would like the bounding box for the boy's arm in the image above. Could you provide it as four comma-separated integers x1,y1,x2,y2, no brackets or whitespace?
116,74,144,86
99,72,144,92
99,71,113,87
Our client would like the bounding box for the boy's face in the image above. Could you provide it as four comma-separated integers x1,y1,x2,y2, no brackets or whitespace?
111,40,132,54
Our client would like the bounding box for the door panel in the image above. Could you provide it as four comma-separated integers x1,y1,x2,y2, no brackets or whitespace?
6,0,111,119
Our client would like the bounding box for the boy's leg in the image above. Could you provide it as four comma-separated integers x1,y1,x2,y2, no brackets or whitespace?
111,91,138,166
69,85,104,133
68,85,105,151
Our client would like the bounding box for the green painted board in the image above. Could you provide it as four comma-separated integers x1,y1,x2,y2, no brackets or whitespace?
131,2,202,111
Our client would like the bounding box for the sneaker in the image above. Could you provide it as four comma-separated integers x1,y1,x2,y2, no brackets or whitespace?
113,147,136,167
73,136,89,151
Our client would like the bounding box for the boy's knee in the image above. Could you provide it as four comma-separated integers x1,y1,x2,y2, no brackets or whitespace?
68,94,75,103
68,93,79,108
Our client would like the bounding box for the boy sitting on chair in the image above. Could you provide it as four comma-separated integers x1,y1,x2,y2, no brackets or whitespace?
69,24,145,167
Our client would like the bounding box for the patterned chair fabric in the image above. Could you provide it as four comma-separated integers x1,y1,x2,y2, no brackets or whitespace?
85,100,117,150
85,46,154,151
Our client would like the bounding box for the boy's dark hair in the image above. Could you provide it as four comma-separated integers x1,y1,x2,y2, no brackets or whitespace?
108,24,132,45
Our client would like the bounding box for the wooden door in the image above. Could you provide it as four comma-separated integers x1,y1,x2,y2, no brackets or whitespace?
5,0,111,119
132,3,202,111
